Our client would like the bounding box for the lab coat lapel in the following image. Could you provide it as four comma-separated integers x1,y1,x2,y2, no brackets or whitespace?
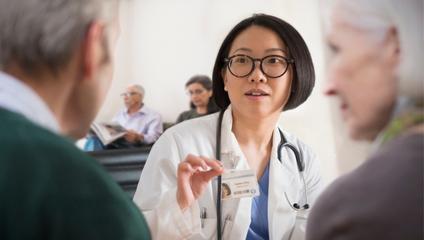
219,106,237,167
218,106,252,239
268,128,298,240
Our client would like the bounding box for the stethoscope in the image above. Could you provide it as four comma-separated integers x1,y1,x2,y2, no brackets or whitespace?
215,110,309,240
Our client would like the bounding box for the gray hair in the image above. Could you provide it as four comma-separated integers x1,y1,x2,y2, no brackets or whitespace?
323,0,423,103
0,0,118,72
130,84,145,97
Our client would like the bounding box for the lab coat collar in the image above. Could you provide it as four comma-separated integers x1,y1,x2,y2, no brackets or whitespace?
220,105,249,170
219,106,251,238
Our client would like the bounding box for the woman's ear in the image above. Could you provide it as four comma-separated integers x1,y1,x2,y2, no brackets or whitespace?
383,27,400,70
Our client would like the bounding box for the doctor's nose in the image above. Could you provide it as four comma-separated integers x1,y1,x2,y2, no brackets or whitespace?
248,63,267,83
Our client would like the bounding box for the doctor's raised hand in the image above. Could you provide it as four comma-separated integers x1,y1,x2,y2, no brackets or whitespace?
177,155,224,210
133,14,323,240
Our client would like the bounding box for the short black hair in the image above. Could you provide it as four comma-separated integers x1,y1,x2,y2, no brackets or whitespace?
212,13,315,111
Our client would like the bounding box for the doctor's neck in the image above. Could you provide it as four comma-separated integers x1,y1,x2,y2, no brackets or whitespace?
231,110,279,147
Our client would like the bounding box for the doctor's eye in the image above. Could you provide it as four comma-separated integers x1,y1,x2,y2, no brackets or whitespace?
233,56,251,64
265,57,281,64
263,56,287,66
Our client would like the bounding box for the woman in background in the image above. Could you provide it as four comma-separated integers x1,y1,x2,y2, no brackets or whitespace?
176,75,219,123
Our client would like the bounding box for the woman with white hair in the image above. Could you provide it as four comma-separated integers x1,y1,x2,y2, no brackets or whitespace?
306,0,423,239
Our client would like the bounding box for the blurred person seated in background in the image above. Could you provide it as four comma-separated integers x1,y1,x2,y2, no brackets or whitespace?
306,0,423,239
114,84,163,145
85,84,163,150
0,0,150,239
176,75,219,123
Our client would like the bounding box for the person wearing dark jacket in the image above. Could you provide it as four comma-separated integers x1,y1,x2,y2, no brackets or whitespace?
0,0,150,239
176,75,219,123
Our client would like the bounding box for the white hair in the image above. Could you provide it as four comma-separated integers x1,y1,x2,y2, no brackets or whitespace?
0,0,118,72
322,0,423,103
131,84,145,97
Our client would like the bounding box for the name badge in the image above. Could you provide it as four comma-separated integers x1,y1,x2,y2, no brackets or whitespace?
221,169,259,200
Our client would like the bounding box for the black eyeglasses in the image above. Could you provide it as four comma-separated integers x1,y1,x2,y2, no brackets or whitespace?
224,54,294,78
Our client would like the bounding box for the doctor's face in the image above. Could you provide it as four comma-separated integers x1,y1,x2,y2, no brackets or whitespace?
324,10,398,141
222,26,292,120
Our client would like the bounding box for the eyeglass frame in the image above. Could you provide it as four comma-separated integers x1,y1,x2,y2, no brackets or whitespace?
120,92,140,98
224,54,295,78
186,88,207,96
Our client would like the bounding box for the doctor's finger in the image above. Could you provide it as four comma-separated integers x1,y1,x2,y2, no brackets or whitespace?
176,163,198,210
177,161,202,176
197,157,224,181
185,154,209,170
198,157,224,171
201,167,224,182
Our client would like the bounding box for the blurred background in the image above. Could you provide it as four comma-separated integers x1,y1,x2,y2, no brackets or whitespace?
95,0,372,183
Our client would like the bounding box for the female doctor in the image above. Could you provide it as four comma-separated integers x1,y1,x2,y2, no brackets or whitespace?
133,14,323,240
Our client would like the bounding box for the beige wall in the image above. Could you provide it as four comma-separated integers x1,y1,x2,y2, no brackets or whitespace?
95,0,372,182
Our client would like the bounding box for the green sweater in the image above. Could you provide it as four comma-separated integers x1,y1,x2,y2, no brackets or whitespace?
176,109,204,123
0,108,150,239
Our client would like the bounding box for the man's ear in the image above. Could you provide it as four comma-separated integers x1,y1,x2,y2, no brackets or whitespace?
81,21,105,80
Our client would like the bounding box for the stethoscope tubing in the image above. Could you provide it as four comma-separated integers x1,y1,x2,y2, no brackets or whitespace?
215,110,225,240
215,110,308,240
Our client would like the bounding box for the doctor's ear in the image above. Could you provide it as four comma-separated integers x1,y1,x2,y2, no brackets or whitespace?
223,78,228,92
221,69,228,92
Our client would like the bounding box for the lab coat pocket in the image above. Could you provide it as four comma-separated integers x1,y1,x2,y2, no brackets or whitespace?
197,218,233,240
200,218,216,239
221,217,233,240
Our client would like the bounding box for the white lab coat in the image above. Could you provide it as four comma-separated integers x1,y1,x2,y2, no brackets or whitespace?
133,106,323,240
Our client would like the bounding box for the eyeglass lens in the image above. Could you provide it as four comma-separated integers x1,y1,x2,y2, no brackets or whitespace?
227,55,291,78
120,92,138,97
187,89,205,96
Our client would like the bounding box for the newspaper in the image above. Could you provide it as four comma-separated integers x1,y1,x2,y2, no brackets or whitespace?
90,122,127,145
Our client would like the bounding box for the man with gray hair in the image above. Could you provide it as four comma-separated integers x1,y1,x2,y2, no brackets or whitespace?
113,84,163,145
85,84,163,150
0,0,150,239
